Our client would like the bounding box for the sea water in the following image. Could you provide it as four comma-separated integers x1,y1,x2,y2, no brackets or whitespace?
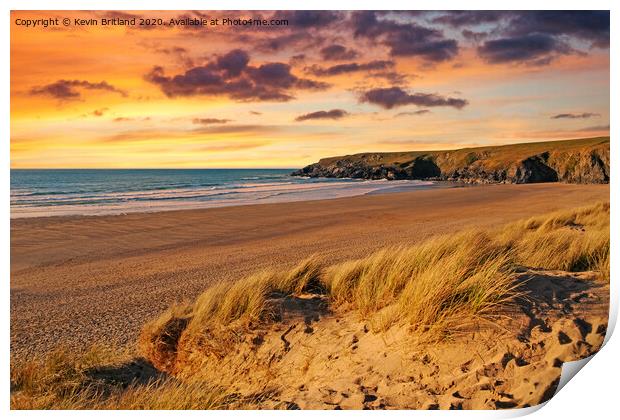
10,169,435,218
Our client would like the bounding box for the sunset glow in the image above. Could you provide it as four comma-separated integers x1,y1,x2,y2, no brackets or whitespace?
10,10,610,168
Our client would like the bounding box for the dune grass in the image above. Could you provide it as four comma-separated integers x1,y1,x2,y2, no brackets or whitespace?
139,201,609,375
138,259,323,372
10,345,233,409
11,202,609,409
498,202,610,272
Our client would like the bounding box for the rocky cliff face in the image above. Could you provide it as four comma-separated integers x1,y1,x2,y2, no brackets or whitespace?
292,137,610,184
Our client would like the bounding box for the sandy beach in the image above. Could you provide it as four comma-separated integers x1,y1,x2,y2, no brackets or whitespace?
10,183,609,359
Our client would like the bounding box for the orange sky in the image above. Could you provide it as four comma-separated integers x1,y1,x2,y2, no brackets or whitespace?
10,10,610,168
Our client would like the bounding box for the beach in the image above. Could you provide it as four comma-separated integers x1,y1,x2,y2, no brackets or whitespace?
10,182,609,359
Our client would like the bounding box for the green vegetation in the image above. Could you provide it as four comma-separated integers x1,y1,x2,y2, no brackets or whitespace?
318,136,609,172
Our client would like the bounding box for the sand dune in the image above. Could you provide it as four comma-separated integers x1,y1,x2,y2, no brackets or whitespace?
10,183,609,359
148,270,606,409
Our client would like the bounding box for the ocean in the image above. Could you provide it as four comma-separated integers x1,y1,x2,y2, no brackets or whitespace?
10,169,435,218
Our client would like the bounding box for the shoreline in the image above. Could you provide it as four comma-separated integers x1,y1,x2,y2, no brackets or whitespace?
10,177,441,220
11,183,609,359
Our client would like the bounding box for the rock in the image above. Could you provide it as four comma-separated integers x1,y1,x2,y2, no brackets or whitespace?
291,137,609,185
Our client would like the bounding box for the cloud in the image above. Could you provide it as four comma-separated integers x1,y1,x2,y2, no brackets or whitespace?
289,54,306,65
306,60,394,76
113,116,151,122
272,10,341,28
434,11,609,49
461,29,488,42
30,80,127,100
477,34,573,65
551,112,600,120
249,111,262,115
432,11,506,27
576,124,609,132
351,11,459,62
198,142,269,152
97,11,139,20
369,71,409,85
100,124,280,143
192,124,280,135
146,49,329,102
395,110,431,117
506,11,609,48
192,118,232,124
320,44,358,60
360,87,468,110
254,33,309,52
295,109,349,121
214,49,250,77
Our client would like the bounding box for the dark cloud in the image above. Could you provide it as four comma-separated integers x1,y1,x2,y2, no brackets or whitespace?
192,118,232,124
307,60,394,76
432,11,506,27
360,87,468,110
154,45,194,67
478,34,573,65
369,71,409,85
146,49,329,102
434,11,609,49
157,46,188,55
215,49,250,77
551,112,600,120
272,10,342,28
320,44,359,61
395,110,431,117
461,29,488,42
254,33,308,52
289,54,306,65
249,111,262,115
351,11,459,62
295,109,349,122
506,11,609,48
30,80,127,100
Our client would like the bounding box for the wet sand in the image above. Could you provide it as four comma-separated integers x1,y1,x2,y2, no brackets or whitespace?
10,183,609,358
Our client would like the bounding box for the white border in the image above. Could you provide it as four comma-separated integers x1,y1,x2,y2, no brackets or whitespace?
3,1,617,419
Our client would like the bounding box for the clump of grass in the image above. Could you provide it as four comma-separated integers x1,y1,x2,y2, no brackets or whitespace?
498,202,609,271
139,258,323,372
10,345,233,410
138,303,193,373
323,231,513,316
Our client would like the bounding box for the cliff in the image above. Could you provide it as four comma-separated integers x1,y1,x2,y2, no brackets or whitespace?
291,137,610,184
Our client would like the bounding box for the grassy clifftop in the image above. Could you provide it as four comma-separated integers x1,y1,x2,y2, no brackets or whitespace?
293,137,610,184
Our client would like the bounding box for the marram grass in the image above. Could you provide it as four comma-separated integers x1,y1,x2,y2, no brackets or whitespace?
11,202,609,409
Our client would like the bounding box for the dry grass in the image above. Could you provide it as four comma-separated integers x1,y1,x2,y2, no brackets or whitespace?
139,259,323,371
498,202,610,272
139,201,608,375
12,202,609,409
323,231,517,334
10,345,231,409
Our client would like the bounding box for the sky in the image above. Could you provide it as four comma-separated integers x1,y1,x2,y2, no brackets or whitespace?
10,10,610,169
